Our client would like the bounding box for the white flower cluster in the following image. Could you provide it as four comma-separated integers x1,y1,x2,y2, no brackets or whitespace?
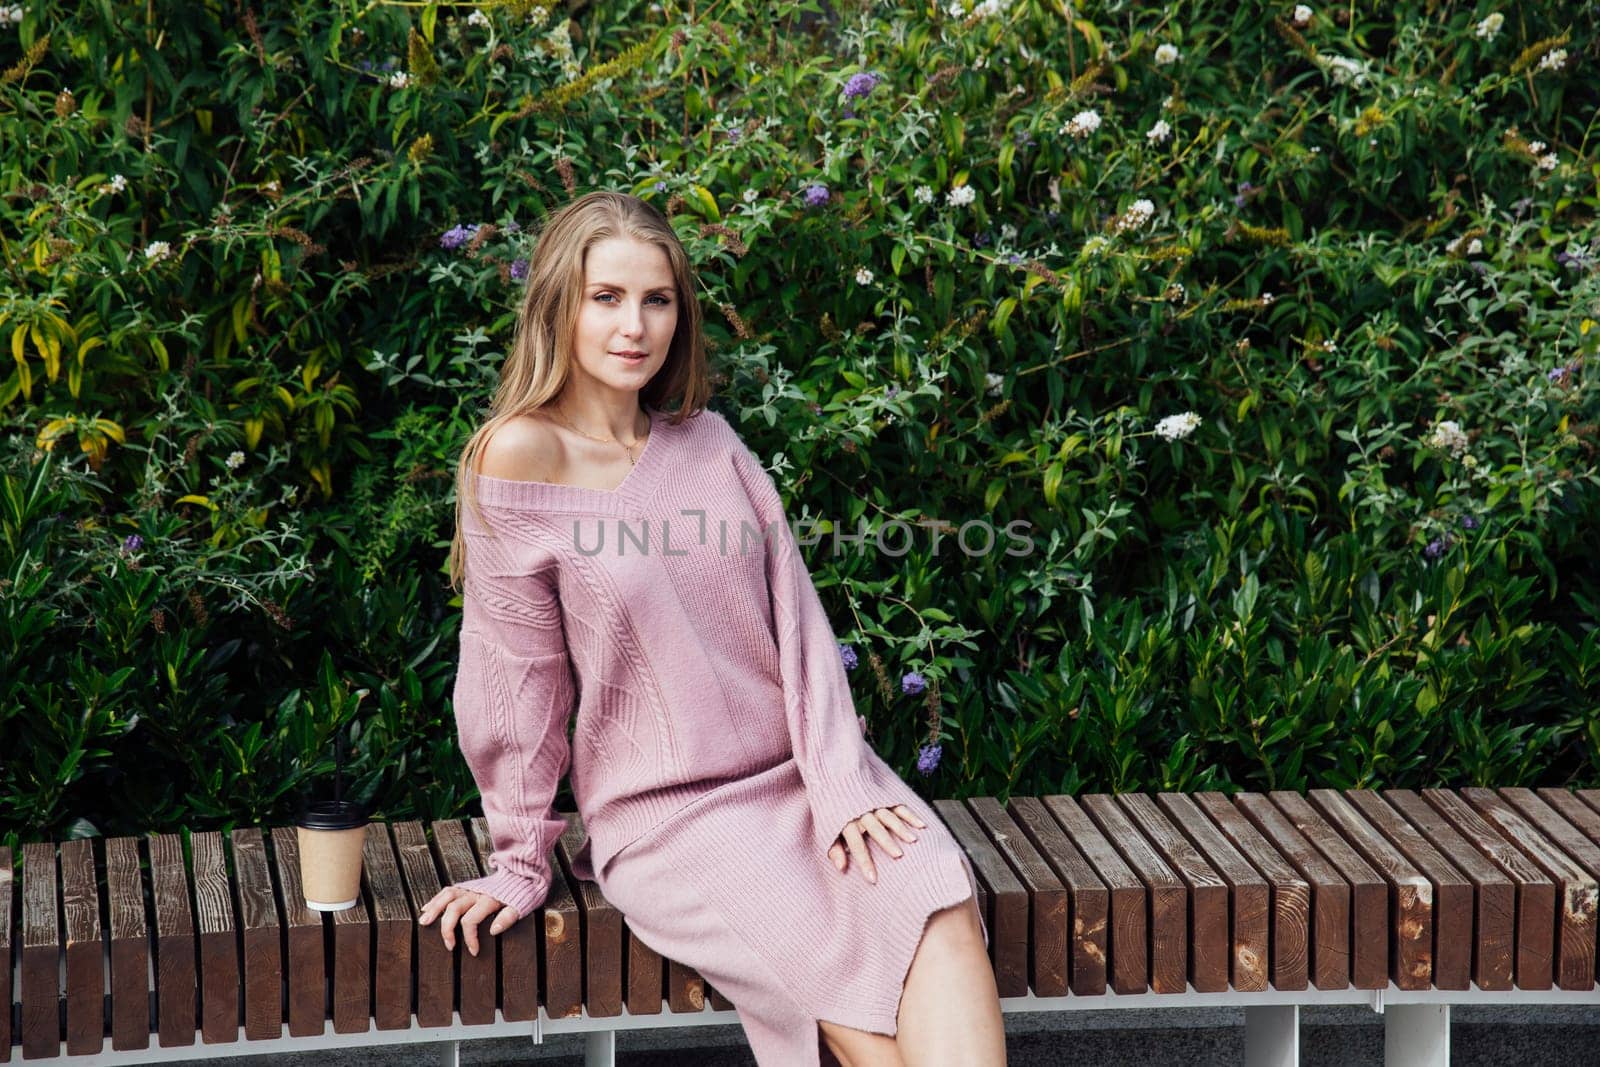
1146,118,1172,144
0,6,23,25
947,0,1009,17
1292,4,1313,25
985,371,1004,397
546,20,579,78
1318,53,1370,87
387,71,412,89
466,9,489,28
1059,109,1101,139
144,241,172,263
1425,419,1469,458
1526,139,1559,171
226,450,246,470
1474,13,1503,40
742,188,759,204
1154,411,1202,441
108,173,127,192
946,183,977,208
1113,198,1156,233
913,184,935,204
1468,238,1483,255
1537,49,1567,73
855,267,874,285
1154,44,1180,65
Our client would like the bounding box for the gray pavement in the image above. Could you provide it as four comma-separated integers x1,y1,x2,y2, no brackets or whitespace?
188,1004,1600,1065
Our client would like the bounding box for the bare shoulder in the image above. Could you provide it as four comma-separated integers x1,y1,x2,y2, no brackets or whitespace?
477,412,565,482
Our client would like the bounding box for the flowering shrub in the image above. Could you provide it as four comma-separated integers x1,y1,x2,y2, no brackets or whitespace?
2,0,1598,848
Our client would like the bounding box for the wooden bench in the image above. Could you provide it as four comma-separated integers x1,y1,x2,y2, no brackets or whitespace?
5,786,1599,1066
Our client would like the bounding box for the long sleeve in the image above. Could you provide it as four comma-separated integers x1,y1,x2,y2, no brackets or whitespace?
447,541,577,920
730,438,902,856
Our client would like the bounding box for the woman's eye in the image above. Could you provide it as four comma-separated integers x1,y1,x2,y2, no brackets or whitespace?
595,294,671,305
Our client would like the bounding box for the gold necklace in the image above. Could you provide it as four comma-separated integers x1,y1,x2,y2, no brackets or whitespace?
550,405,648,466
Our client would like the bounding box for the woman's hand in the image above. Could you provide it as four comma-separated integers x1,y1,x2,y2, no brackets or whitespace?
829,805,928,884
417,886,521,956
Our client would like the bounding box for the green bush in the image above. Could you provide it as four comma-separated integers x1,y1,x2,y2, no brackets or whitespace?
3,0,1598,853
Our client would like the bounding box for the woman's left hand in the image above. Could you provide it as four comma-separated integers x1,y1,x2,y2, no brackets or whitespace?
829,805,927,884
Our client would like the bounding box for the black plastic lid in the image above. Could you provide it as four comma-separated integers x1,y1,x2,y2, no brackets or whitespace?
296,798,369,831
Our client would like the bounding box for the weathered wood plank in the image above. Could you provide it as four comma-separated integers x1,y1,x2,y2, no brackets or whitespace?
1233,793,1348,989
1269,792,1387,990
1193,793,1309,991
1342,791,1472,990
968,796,1068,997
1081,795,1187,994
935,798,1029,998
1416,789,1556,990
553,813,623,1017
1042,795,1148,994
106,837,152,1053
1460,788,1597,990
362,822,414,1031
229,827,283,1042
268,826,326,1037
1007,795,1108,995
1114,794,1229,993
61,838,103,1054
1158,793,1270,992
432,818,496,1025
151,832,198,1046
393,821,451,1028
464,816,537,1023
21,842,58,1059
191,832,240,1045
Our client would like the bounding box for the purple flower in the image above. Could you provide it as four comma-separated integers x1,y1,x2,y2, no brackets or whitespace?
654,180,667,192
1008,253,1023,264
885,383,900,398
916,743,943,776
841,106,856,120
1424,537,1448,560
901,670,926,695
121,534,144,552
1014,129,1036,146
802,183,830,207
1460,514,1480,530
503,220,521,233
839,643,858,671
1549,366,1570,383
843,71,882,100
439,223,480,251
510,258,528,281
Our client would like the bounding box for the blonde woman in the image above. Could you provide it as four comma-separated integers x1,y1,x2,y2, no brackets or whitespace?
418,191,1005,1067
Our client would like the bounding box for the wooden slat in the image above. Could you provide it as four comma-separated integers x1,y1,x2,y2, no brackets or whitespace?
934,798,1028,998
392,821,451,1027
666,955,706,1014
1115,794,1228,993
1080,795,1187,994
1540,788,1600,856
229,827,282,1042
20,842,56,1059
1233,793,1348,989
432,818,496,1025
1378,790,1512,989
1452,788,1596,990
1581,790,1600,819
1503,788,1600,886
1157,793,1269,992
106,837,151,1052
0,846,11,1064
329,843,372,1035
1342,791,1472,990
268,826,327,1037
538,816,584,1020
967,797,1068,997
151,832,198,1047
1042,795,1147,994
462,818,535,1023
1268,792,1387,989
1306,791,1434,990
61,838,103,1054
1007,795,1108,995
1192,793,1308,990
1409,788,1555,989
551,814,623,1017
191,831,240,1044
362,822,414,1031
624,910,666,1017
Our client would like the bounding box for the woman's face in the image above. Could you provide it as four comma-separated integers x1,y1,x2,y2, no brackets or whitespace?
567,235,678,405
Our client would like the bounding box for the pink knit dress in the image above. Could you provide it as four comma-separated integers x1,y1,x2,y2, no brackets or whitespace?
448,404,988,1065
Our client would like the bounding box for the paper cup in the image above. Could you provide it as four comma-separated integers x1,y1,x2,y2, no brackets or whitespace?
296,798,369,912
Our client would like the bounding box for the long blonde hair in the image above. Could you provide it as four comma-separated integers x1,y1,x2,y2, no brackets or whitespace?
447,191,713,591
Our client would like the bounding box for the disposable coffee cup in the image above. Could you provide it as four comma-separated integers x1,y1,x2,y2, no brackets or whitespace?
296,798,369,912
